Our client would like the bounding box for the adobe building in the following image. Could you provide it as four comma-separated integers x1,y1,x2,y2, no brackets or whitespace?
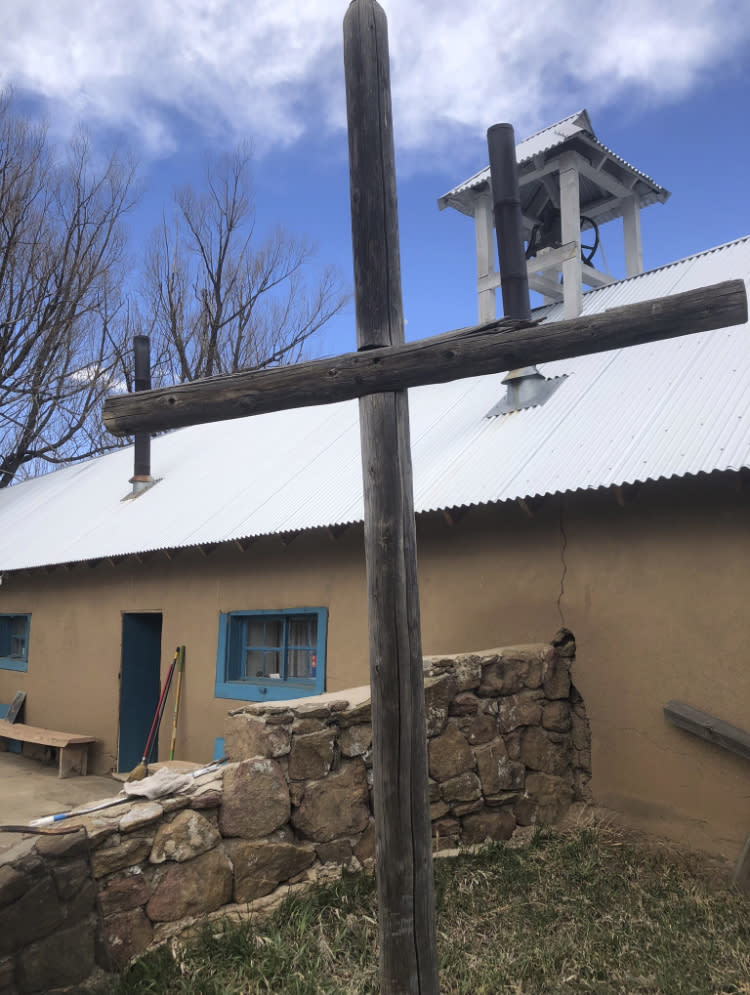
1,111,748,861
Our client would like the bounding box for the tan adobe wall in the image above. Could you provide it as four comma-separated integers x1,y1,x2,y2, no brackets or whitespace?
0,644,589,990
0,472,747,857
0,530,371,775
406,474,750,859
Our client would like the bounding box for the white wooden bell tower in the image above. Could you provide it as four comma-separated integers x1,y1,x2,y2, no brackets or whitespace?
439,110,670,321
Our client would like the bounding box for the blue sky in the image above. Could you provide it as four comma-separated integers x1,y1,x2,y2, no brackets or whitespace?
2,0,749,360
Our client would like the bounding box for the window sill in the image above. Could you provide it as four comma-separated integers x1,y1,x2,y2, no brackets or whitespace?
214,677,322,703
0,658,28,673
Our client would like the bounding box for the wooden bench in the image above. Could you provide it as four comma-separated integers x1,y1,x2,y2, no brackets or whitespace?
664,700,750,893
0,719,96,778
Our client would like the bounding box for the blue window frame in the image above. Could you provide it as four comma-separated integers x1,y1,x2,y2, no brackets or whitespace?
0,614,31,672
215,608,327,702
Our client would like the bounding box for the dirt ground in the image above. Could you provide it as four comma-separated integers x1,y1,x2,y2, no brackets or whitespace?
0,749,120,853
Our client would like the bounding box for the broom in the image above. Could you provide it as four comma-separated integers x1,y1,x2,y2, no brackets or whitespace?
126,647,178,782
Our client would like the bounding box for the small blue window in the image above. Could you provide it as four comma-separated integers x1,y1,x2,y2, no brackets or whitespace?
215,608,327,702
0,614,31,672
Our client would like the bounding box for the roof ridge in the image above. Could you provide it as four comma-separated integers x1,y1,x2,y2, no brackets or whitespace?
516,108,590,146
438,109,668,207
437,111,589,208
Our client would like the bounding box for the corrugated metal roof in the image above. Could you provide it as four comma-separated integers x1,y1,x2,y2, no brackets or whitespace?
0,236,748,572
439,110,592,202
437,108,668,217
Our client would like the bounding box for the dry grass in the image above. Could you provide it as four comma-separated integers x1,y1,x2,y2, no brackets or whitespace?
109,822,750,995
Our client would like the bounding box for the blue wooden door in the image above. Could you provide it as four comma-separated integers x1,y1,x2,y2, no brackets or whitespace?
118,613,162,772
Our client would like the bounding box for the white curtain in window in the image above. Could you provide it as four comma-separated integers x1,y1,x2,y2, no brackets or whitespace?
287,616,315,679
244,618,282,678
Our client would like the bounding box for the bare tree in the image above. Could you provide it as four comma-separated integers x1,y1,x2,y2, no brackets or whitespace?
0,92,137,487
140,145,348,385
0,103,345,488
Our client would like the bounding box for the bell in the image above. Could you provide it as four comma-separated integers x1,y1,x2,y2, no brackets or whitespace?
525,204,562,259
526,206,599,266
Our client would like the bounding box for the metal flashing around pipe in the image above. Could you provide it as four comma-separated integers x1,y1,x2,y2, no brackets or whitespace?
486,371,567,417
486,123,561,418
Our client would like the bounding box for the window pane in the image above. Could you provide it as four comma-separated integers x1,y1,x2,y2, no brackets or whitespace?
10,616,26,659
286,648,307,679
288,616,316,646
243,618,283,680
0,617,11,658
217,609,324,700
288,616,311,646
245,648,282,679
287,615,317,680
245,618,283,650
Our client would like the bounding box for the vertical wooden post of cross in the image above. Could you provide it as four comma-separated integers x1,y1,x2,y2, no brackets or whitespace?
343,2,440,993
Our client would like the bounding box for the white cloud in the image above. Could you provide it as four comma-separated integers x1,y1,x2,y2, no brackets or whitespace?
1,0,748,162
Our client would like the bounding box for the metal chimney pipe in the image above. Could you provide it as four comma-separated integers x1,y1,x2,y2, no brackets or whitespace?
487,123,537,411
130,335,152,493
487,123,531,321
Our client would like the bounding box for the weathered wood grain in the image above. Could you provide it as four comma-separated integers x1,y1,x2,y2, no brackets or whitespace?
103,278,747,436
663,700,750,763
344,1,439,991
0,720,95,748
732,834,750,893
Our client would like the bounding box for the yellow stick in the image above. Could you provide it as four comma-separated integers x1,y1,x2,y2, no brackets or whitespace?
168,646,185,761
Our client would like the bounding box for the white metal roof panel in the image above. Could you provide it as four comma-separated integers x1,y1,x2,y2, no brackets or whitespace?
441,110,592,202
0,236,748,571
437,108,667,213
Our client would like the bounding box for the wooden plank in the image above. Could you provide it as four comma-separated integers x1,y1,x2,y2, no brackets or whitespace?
528,273,564,301
344,2,439,992
527,240,578,274
581,264,615,288
732,833,750,893
612,482,640,506
478,245,580,290
102,278,747,436
58,742,89,778
442,507,469,527
568,152,643,204
541,171,560,207
524,183,551,226
473,188,497,323
327,524,349,541
477,270,502,293
623,194,644,277
0,720,95,749
663,700,750,763
559,157,582,318
6,691,26,724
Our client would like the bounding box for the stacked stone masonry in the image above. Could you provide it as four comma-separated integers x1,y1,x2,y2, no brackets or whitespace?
0,642,590,993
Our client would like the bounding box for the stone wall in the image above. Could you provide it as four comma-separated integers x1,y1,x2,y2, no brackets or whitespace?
0,641,589,993
0,829,100,994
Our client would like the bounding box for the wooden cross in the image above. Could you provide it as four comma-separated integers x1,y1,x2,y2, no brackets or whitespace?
103,3,747,992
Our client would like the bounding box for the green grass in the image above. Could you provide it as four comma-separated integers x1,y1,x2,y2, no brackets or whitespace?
108,825,750,995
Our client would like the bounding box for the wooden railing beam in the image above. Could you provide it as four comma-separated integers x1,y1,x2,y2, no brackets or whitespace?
103,279,747,436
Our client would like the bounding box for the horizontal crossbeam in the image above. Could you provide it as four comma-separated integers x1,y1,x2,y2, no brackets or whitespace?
663,700,750,763
103,279,747,436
